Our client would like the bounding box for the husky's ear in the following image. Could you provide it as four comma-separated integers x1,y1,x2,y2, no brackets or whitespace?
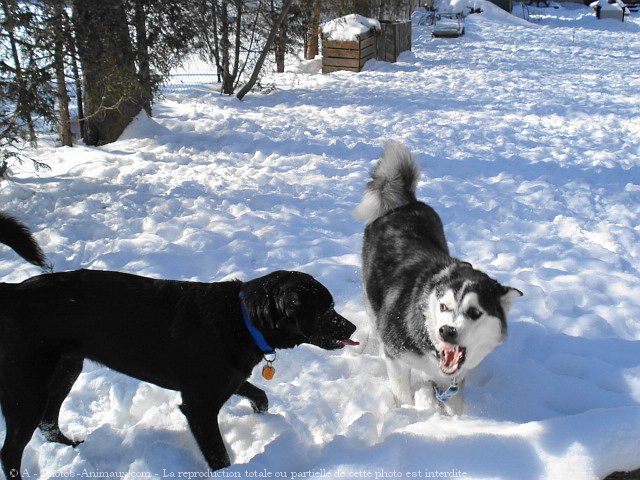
500,286,523,314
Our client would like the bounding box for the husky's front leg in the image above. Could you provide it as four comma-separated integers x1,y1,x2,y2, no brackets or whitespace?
385,356,414,406
433,378,465,416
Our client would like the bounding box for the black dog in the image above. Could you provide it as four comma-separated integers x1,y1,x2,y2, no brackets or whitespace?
0,214,358,478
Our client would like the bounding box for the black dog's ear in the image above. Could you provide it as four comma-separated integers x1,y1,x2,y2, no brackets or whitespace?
241,270,317,333
275,291,300,321
241,276,301,330
241,288,279,330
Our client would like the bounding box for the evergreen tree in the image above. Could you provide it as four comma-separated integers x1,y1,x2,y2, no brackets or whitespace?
72,0,144,146
0,0,55,172
0,0,56,144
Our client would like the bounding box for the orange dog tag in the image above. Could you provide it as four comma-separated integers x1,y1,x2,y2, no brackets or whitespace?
262,364,276,380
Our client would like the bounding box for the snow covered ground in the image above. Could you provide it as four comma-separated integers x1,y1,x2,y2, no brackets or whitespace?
2,2,640,479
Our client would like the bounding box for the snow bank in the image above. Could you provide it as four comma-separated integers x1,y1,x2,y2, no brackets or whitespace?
118,111,172,141
322,14,381,42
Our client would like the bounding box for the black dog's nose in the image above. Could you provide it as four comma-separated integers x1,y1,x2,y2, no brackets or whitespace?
439,325,458,343
334,312,357,337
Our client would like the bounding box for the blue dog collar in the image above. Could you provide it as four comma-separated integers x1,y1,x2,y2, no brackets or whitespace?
239,291,275,356
434,378,459,403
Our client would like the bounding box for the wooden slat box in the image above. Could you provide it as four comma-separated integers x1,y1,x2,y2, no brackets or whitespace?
322,29,377,74
376,21,412,63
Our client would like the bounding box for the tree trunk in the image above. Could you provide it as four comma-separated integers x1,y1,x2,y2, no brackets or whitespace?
274,7,288,73
72,0,142,146
66,8,85,140
236,0,293,100
231,0,243,86
197,0,245,95
220,1,234,94
50,0,72,146
305,0,320,60
133,0,153,116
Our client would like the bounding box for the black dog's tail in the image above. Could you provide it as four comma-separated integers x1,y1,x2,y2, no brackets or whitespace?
355,141,420,224
0,212,52,271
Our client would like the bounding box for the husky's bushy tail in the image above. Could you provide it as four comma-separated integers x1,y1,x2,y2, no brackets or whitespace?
355,141,420,224
0,212,52,271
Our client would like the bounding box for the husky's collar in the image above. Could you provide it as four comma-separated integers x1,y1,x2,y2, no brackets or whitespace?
238,291,275,356
433,377,459,402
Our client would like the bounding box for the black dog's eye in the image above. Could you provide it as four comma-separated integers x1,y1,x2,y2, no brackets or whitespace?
466,307,482,320
439,303,451,312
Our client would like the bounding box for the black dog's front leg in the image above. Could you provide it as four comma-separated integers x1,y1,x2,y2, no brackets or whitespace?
179,395,230,471
236,381,268,413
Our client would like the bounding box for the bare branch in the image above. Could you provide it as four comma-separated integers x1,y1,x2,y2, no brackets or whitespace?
236,0,293,101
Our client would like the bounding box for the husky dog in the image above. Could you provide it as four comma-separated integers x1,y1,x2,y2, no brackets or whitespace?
356,142,522,414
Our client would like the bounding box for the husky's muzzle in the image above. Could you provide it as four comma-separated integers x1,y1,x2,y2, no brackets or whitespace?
438,326,466,375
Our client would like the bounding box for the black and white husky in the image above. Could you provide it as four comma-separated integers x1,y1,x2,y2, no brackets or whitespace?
356,142,522,414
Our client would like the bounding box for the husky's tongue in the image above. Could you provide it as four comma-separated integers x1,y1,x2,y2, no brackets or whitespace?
439,343,465,375
338,339,360,347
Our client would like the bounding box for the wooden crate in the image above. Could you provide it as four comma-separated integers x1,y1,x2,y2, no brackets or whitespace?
322,29,377,74
376,21,412,63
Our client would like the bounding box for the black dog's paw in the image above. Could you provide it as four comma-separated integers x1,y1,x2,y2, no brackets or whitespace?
236,381,269,414
250,393,268,414
52,434,83,448
40,424,84,447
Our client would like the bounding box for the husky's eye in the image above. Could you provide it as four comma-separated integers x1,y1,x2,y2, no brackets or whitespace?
439,303,451,312
467,307,482,320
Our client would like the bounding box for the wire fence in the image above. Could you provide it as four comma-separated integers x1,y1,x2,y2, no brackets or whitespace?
59,56,219,101
160,56,219,93
161,72,219,93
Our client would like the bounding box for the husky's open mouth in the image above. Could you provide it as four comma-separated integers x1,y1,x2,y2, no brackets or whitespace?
439,343,466,375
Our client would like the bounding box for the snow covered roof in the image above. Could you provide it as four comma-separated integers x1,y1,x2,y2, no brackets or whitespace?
322,14,381,42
